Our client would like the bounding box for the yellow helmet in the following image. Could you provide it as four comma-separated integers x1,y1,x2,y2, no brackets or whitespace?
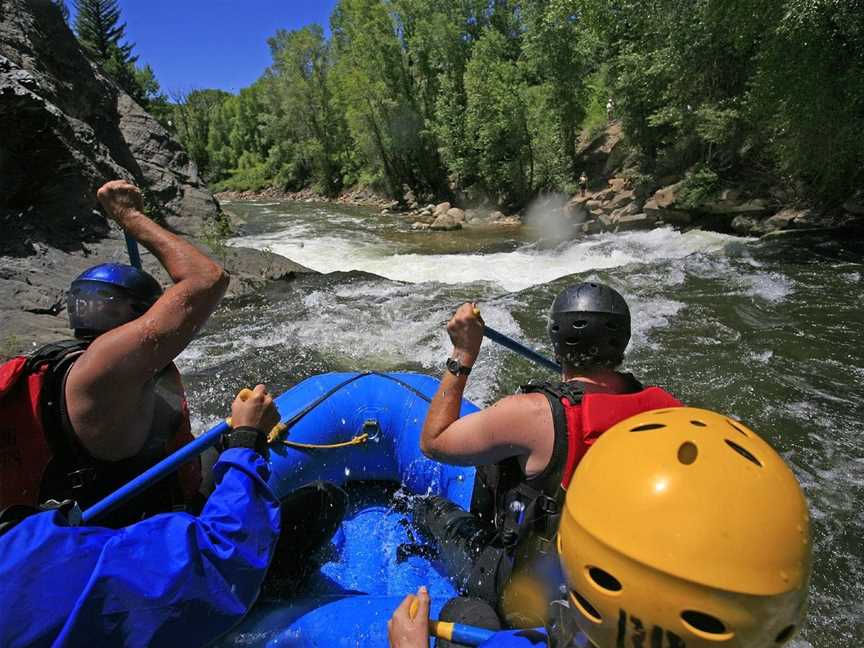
557,407,811,648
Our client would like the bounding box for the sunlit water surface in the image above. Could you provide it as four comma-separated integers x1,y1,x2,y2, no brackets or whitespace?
180,200,863,647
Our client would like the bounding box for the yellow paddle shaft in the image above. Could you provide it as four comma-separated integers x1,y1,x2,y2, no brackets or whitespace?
409,598,456,641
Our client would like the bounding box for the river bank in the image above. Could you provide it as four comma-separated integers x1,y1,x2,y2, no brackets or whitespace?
216,122,864,239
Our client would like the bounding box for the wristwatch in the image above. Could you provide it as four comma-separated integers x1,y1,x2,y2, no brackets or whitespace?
446,357,473,376
224,425,270,459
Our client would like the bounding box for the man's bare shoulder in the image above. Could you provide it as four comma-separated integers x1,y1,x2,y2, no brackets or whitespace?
487,390,550,412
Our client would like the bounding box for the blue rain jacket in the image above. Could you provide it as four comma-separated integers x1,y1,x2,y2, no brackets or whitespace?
0,448,281,648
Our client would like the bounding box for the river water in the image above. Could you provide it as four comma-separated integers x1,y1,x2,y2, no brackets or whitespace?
179,200,863,647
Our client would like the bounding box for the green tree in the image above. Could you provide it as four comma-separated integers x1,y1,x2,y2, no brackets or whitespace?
330,0,446,198
267,25,347,194
53,0,69,22
171,89,232,180
463,27,532,208
73,0,162,105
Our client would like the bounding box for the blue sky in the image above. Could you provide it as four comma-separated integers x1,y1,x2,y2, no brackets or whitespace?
72,1,339,94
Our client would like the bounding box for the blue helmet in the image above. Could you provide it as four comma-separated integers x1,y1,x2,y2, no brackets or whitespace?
67,263,163,338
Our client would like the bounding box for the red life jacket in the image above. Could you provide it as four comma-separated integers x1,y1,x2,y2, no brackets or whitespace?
0,341,201,523
470,376,682,549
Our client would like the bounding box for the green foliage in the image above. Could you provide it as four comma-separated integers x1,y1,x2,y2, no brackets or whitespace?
581,0,864,202
678,165,720,209
174,0,863,208
53,0,69,22
73,0,162,105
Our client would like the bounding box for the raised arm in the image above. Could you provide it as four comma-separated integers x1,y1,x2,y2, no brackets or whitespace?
420,304,553,470
66,180,229,459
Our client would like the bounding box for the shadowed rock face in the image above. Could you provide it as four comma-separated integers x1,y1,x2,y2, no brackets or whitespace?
0,0,219,258
0,0,311,355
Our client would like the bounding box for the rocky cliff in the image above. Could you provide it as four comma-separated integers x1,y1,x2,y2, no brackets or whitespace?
0,0,309,356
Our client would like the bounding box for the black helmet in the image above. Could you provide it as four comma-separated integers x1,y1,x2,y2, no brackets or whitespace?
547,282,631,369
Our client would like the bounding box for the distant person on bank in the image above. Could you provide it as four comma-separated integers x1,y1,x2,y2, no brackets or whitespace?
0,180,228,526
578,172,588,197
0,386,285,647
410,283,681,627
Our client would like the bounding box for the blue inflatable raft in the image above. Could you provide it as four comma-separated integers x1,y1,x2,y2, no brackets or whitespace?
217,371,479,648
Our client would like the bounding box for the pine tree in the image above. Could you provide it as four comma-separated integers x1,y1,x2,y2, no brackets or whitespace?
54,0,70,23
72,0,161,105
73,0,136,65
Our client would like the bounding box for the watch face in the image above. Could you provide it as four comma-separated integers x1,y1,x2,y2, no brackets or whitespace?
446,357,459,374
446,357,470,375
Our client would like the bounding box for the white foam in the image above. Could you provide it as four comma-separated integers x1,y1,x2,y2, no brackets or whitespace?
231,226,743,292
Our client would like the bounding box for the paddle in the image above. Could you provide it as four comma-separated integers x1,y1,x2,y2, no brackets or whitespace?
81,389,285,525
124,232,142,269
409,598,496,646
472,307,561,374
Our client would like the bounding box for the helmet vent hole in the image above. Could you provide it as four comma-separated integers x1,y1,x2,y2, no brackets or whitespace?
678,441,698,465
690,420,706,427
587,567,622,592
681,610,727,635
726,419,750,437
630,423,666,432
551,325,559,332
572,319,589,329
570,590,602,624
775,625,796,643
725,439,762,467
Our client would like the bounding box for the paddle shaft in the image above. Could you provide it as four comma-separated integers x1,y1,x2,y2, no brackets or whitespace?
430,620,495,646
81,420,228,524
80,389,286,525
409,597,495,646
483,325,560,374
124,232,142,269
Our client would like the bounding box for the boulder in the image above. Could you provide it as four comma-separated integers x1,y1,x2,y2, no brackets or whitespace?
0,0,221,247
598,213,615,228
582,218,605,235
0,1,301,347
607,189,635,211
446,207,466,224
592,188,616,202
651,183,682,209
494,216,521,226
643,199,692,224
702,197,771,217
586,200,604,211
433,202,451,217
730,215,759,235
718,188,742,203
610,202,640,220
430,213,462,231
762,208,811,232
607,177,629,193
615,213,656,231
565,202,588,221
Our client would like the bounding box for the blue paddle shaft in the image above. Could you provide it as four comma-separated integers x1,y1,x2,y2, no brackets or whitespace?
81,421,229,524
124,232,142,269
450,623,496,645
483,325,561,374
